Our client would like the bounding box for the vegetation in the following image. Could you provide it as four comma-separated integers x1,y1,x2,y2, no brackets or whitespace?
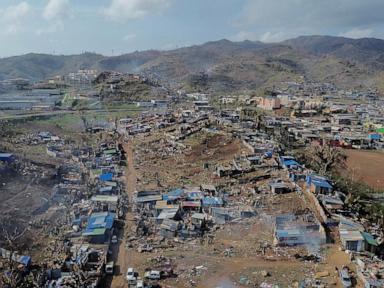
332,174,384,231
303,143,347,176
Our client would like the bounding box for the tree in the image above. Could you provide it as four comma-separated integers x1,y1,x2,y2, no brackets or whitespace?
0,217,33,288
304,142,346,176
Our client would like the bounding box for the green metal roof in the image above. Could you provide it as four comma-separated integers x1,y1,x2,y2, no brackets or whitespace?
361,231,378,246
82,228,106,236
103,149,117,155
376,127,384,134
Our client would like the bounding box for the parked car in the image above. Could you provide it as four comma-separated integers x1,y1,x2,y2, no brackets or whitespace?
144,270,161,280
105,261,114,275
136,279,145,288
127,267,137,282
339,266,352,287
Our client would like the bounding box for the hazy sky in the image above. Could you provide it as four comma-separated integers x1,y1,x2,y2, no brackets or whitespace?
1,0,384,57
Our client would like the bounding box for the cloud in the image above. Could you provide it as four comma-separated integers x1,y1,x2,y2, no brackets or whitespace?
104,0,171,22
0,2,31,35
122,33,137,42
231,31,258,41
339,28,373,39
235,0,384,39
38,0,71,35
43,0,70,21
260,31,286,43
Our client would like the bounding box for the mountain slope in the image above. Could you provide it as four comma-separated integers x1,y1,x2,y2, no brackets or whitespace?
0,52,105,80
1,36,384,92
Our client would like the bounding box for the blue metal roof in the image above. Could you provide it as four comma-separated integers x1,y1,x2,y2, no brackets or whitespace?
311,178,333,189
100,172,113,181
0,153,14,162
163,188,184,200
86,212,115,230
202,197,224,206
284,159,301,167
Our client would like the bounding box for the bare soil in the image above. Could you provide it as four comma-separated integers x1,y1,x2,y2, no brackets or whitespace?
344,149,384,190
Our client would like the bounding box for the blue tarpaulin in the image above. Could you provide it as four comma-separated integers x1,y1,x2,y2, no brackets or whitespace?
283,159,301,167
163,188,184,201
100,173,113,181
19,255,31,266
264,151,273,158
368,133,381,140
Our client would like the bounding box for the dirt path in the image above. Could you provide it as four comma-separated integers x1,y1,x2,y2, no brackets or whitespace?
111,140,137,288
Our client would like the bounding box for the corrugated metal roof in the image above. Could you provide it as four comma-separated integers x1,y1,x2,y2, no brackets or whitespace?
91,195,118,203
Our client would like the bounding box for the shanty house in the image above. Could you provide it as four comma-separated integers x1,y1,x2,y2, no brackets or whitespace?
280,156,302,170
82,212,115,244
274,214,326,247
162,188,184,203
202,197,224,212
90,195,119,212
0,153,14,163
160,219,179,238
339,218,365,252
135,190,162,209
269,182,291,194
306,175,333,194
191,213,206,229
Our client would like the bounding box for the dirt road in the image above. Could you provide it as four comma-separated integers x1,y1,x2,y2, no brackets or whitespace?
111,141,137,288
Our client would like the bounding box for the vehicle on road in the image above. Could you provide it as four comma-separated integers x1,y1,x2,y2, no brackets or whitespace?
127,267,137,286
105,261,114,275
136,279,144,288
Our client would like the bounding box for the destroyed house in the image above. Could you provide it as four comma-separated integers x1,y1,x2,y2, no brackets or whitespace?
319,195,344,212
90,195,119,212
274,214,326,247
202,197,224,212
269,182,291,194
155,201,180,216
98,186,114,194
246,155,262,165
181,201,201,211
200,184,217,196
135,190,162,208
360,232,379,253
306,175,333,194
211,207,235,224
185,190,204,201
82,212,115,244
332,114,357,125
156,208,181,223
160,219,179,238
191,213,206,229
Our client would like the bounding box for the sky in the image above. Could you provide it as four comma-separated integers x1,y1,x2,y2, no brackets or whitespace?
1,0,384,57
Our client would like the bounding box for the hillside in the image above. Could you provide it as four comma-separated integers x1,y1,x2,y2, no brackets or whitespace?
1,35,384,92
95,71,168,102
